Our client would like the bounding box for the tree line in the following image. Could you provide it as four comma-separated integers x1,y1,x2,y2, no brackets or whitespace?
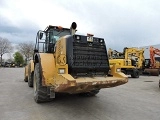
0,36,34,66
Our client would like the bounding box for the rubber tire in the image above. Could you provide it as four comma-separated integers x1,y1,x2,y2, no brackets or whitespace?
159,80,160,88
24,76,28,82
28,72,34,87
34,63,53,103
79,89,100,97
131,69,139,78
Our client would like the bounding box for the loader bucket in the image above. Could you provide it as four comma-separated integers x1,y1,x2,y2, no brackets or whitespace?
54,74,128,94
54,64,128,94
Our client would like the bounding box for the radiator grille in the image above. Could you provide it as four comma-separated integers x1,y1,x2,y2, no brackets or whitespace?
66,35,110,77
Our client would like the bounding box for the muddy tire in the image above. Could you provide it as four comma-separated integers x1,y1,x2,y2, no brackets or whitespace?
79,89,100,97
28,72,34,87
24,76,28,82
34,63,53,103
131,69,139,78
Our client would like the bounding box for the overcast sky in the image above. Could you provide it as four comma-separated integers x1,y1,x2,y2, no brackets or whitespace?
1,0,160,51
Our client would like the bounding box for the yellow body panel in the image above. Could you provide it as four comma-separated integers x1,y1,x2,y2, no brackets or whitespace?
110,64,128,78
38,53,56,86
38,52,68,86
30,60,34,72
24,65,28,81
24,65,28,77
109,59,135,69
124,47,144,69
28,60,34,79
55,37,67,66
28,60,34,72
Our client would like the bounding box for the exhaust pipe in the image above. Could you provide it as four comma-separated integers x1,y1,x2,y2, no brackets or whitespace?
70,22,77,35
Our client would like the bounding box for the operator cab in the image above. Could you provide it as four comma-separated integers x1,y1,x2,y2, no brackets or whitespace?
35,25,71,53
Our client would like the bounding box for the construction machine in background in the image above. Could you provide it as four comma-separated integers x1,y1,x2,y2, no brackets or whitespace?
108,47,145,78
144,46,160,76
30,22,128,103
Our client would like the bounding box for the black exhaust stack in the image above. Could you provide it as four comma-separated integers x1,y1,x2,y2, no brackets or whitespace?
70,22,77,35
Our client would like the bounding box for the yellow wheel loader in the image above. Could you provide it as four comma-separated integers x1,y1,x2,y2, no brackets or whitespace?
32,22,128,103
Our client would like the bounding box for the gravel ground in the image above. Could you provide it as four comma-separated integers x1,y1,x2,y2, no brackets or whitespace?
0,68,160,120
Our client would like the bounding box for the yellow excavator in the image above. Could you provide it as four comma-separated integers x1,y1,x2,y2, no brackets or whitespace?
108,47,145,78
28,22,128,103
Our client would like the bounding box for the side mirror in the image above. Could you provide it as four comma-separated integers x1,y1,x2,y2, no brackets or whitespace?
39,32,43,39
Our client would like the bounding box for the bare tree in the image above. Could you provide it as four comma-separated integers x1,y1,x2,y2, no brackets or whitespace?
17,42,34,61
0,37,13,63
